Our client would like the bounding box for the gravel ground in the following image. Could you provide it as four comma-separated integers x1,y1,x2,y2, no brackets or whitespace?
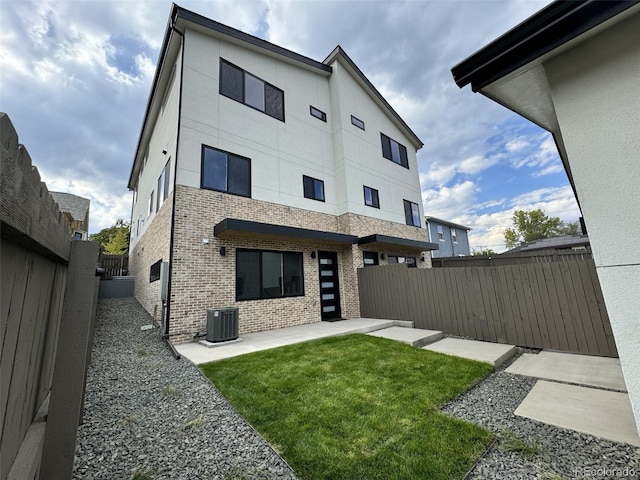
75,298,640,480
442,350,640,480
73,297,297,480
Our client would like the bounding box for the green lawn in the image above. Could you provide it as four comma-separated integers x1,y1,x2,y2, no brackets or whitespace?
201,334,494,480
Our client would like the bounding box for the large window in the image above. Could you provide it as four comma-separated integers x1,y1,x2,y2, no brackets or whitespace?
236,249,304,300
437,225,445,241
201,145,251,197
220,59,285,121
403,200,421,227
303,175,325,202
363,186,380,208
451,228,458,243
381,133,409,168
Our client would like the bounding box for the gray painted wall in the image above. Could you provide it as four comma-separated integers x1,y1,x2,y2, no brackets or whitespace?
427,221,471,257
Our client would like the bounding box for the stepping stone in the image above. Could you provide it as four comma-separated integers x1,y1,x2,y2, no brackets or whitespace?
423,337,516,367
515,380,640,447
506,351,626,391
367,326,442,347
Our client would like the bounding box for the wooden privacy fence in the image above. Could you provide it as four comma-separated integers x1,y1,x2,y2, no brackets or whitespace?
1,112,100,480
358,259,617,357
99,253,129,279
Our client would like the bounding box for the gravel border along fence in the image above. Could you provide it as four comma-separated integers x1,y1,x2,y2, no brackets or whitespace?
73,297,297,480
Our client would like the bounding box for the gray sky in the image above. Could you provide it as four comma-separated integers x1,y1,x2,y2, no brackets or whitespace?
0,0,579,251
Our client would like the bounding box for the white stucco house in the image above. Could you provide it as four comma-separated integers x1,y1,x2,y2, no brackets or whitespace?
452,0,640,435
128,4,437,344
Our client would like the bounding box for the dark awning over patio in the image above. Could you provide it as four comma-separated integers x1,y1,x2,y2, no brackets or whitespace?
213,218,358,245
357,234,439,251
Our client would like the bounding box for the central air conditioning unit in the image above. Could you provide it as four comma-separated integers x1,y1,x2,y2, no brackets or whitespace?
206,307,239,343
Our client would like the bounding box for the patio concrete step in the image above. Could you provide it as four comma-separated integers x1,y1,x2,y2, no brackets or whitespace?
423,337,516,367
366,326,443,347
505,351,626,391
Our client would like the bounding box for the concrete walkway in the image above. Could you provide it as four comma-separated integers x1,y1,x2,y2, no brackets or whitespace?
366,326,442,347
507,351,639,446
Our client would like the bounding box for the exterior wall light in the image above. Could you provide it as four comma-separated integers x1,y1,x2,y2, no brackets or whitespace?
219,246,226,256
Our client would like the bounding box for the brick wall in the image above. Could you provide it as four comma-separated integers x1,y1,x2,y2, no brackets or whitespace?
129,192,173,323
163,185,431,343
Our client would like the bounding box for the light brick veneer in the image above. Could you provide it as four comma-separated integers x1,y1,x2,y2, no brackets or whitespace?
129,193,173,324
153,185,432,343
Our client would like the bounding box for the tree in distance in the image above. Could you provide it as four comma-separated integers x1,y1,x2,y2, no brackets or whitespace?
90,218,130,254
504,209,581,250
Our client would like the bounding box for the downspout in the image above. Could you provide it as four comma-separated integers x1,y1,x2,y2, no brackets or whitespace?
163,22,185,360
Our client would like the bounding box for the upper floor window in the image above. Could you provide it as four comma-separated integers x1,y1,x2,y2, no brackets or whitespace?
303,175,325,202
219,59,284,121
351,115,365,130
403,200,421,227
451,228,458,243
310,106,327,122
201,145,251,197
156,158,171,212
363,186,379,208
148,191,154,217
437,225,445,241
381,133,409,168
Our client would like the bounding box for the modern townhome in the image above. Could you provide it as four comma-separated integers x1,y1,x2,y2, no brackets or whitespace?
425,216,471,257
128,5,437,344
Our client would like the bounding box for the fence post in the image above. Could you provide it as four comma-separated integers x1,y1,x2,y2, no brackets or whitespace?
40,241,100,479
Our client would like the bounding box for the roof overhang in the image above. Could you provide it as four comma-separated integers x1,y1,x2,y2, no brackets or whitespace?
357,234,439,252
451,0,640,214
425,216,471,231
213,218,358,245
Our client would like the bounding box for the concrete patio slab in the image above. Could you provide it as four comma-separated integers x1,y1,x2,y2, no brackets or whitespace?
422,337,516,367
367,326,442,347
174,318,413,364
515,380,640,447
506,351,626,391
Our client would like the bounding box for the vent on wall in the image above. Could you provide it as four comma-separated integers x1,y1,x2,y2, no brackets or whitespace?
206,307,239,343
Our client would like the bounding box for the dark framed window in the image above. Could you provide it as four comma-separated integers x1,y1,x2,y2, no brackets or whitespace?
388,255,417,268
363,251,379,267
351,115,365,130
310,106,327,122
403,199,421,227
236,249,304,300
201,145,251,197
219,59,285,121
363,186,379,208
156,158,171,212
150,259,162,282
381,133,409,168
303,175,325,202
148,191,154,217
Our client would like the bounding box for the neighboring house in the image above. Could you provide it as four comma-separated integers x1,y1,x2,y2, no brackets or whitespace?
452,1,640,435
128,5,437,344
425,217,471,257
502,234,590,255
50,191,90,240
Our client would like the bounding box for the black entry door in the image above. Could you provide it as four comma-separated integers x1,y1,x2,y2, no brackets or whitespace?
318,251,341,320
